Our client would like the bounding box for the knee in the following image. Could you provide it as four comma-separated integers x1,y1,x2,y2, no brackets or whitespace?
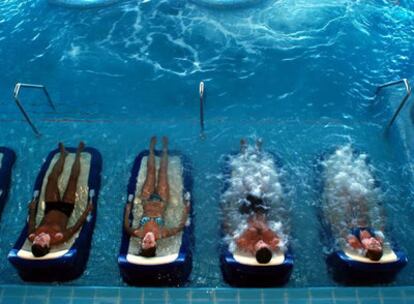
158,185,169,194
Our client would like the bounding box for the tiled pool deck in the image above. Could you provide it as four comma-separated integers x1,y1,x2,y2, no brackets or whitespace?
1,285,414,304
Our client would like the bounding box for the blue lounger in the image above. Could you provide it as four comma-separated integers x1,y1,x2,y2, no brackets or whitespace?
118,150,193,285
318,146,407,282
220,152,293,286
0,147,16,216
8,147,102,282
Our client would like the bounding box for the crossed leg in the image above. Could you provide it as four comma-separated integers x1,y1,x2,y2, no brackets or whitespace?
45,143,67,203
141,136,157,200
156,136,170,205
61,142,84,205
240,138,247,154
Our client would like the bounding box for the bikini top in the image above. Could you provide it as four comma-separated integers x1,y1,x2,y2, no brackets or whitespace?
139,193,166,227
140,216,164,227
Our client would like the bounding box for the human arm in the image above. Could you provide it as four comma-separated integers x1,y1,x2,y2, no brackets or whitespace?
159,199,190,239
57,199,93,244
235,231,255,254
262,229,280,251
27,192,40,240
123,202,145,238
373,230,385,243
346,234,363,249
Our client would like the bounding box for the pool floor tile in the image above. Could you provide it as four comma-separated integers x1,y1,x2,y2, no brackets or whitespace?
0,296,23,304
382,298,406,304
119,287,142,299
0,285,413,303
94,298,119,304
310,288,334,299
304,300,334,304
71,298,95,304
49,297,71,304
334,299,358,304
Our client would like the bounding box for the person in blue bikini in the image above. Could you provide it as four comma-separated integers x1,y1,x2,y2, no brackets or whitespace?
124,136,189,257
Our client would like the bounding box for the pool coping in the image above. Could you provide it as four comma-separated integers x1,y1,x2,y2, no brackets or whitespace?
1,284,413,303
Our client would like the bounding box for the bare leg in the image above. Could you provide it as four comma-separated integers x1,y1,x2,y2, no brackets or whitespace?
240,138,247,154
141,136,157,200
156,136,169,204
356,198,370,227
62,142,84,204
255,138,262,152
45,143,67,203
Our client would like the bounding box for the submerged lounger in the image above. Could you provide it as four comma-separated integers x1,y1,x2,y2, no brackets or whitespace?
118,150,193,285
190,0,264,8
8,147,102,281
319,148,407,280
49,0,121,8
220,152,293,286
0,147,16,216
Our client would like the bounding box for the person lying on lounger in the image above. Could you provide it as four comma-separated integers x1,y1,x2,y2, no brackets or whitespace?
123,136,189,258
346,227,384,261
235,211,280,264
322,145,385,261
342,197,384,261
27,142,93,257
231,139,281,264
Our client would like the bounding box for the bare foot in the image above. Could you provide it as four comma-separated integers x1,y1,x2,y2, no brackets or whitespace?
149,136,157,152
162,136,168,151
255,138,262,152
58,142,66,154
76,141,85,155
240,138,247,153
58,143,68,156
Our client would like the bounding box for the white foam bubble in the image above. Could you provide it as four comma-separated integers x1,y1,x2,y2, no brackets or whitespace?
221,146,289,252
321,144,385,247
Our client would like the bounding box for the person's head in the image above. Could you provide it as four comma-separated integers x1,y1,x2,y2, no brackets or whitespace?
31,232,51,257
360,230,383,261
362,237,383,261
254,240,272,264
365,248,383,261
140,232,156,257
31,244,50,257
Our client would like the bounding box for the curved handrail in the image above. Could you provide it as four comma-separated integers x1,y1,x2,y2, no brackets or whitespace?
13,83,56,136
199,81,205,139
376,79,411,132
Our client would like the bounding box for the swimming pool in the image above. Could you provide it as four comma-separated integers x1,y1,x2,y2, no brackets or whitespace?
0,0,414,291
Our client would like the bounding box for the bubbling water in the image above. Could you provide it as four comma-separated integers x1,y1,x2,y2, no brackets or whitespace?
221,144,289,253
321,144,385,250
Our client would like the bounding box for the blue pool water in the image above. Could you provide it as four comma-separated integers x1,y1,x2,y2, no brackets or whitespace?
0,0,414,288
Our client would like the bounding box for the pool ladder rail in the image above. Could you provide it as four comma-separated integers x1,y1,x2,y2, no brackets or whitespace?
376,78,412,133
13,83,56,137
11,79,410,137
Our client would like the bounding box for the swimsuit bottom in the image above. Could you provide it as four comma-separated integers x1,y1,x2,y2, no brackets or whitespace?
239,197,270,215
45,201,75,218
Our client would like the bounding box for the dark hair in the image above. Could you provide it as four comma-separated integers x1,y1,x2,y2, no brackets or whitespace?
246,194,263,206
140,246,156,258
365,249,383,261
31,244,50,257
255,247,272,264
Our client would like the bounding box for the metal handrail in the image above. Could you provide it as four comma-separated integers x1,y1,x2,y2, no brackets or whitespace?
199,81,205,138
13,83,56,136
376,79,411,132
